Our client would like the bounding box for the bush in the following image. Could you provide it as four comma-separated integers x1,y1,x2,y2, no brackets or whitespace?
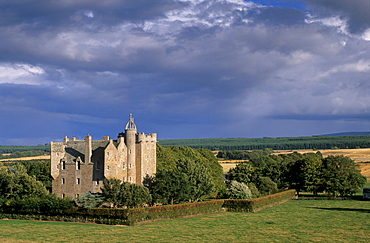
226,181,252,199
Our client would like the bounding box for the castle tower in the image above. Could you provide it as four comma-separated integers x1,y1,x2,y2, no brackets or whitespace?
125,114,137,183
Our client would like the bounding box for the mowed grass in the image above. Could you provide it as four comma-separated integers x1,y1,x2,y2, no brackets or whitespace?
0,199,369,243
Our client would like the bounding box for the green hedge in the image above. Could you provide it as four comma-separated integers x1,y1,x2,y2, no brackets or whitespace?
127,200,225,225
0,191,295,225
223,190,296,212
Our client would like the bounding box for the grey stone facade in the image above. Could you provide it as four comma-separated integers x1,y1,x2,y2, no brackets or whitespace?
50,114,156,198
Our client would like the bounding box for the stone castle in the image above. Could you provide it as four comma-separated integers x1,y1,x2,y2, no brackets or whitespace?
50,114,157,198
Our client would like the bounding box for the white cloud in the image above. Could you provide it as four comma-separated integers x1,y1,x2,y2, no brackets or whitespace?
0,63,45,85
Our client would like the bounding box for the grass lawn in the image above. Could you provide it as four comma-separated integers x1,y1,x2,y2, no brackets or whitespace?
0,199,369,242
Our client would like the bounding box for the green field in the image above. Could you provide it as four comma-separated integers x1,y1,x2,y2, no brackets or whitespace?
0,199,369,242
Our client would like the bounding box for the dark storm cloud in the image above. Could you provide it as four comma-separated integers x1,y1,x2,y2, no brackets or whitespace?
290,0,370,34
0,0,369,144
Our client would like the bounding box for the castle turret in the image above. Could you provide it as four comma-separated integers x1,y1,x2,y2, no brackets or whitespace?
125,114,137,183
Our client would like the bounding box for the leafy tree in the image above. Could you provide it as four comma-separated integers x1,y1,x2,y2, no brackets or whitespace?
101,178,151,208
20,160,52,191
156,145,225,197
101,178,122,207
254,176,278,196
151,159,214,204
120,182,151,208
225,163,256,184
0,164,49,200
322,155,366,196
226,180,252,199
289,157,324,195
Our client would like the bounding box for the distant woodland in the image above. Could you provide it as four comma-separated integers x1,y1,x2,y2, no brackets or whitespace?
2,135,370,155
158,135,370,150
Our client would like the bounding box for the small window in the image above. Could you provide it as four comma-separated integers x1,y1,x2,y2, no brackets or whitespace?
62,194,65,198
129,164,132,169
77,178,81,185
129,176,132,182
96,179,100,185
62,178,65,184
76,161,80,170
62,161,66,170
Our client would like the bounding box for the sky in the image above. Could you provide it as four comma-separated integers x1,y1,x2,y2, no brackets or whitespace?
0,0,369,145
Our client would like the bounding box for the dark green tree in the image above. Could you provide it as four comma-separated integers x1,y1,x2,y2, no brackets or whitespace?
290,157,324,195
151,159,214,204
101,178,122,207
322,155,366,197
225,163,256,184
254,176,278,196
101,178,151,208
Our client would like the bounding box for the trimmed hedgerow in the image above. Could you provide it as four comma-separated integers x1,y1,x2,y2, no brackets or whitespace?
223,189,295,212
0,191,294,225
127,200,225,225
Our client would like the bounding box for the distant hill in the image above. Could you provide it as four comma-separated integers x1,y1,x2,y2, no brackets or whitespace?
318,132,370,136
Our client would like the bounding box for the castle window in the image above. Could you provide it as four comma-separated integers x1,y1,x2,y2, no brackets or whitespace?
77,178,81,185
122,162,126,170
129,176,132,182
62,161,66,170
106,152,110,157
62,178,65,184
62,194,65,198
96,179,100,185
76,161,80,170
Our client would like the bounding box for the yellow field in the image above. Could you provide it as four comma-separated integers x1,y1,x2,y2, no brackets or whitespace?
0,155,50,162
219,148,370,177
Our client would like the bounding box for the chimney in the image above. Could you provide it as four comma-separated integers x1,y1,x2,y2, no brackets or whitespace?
85,134,92,164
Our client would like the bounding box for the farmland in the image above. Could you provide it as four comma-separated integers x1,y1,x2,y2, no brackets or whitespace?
0,199,369,242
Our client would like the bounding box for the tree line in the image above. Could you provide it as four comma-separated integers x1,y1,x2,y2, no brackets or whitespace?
158,135,370,150
0,145,49,154
226,152,366,198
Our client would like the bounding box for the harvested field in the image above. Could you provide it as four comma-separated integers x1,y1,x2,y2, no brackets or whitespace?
0,155,50,162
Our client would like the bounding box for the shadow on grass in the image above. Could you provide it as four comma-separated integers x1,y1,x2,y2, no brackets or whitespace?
308,207,370,213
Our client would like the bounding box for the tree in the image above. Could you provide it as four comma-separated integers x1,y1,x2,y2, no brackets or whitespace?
0,164,49,200
151,159,215,204
20,160,52,191
101,178,151,208
226,180,252,199
289,157,324,195
225,163,256,184
322,155,366,197
76,192,104,209
254,176,278,196
101,178,122,207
